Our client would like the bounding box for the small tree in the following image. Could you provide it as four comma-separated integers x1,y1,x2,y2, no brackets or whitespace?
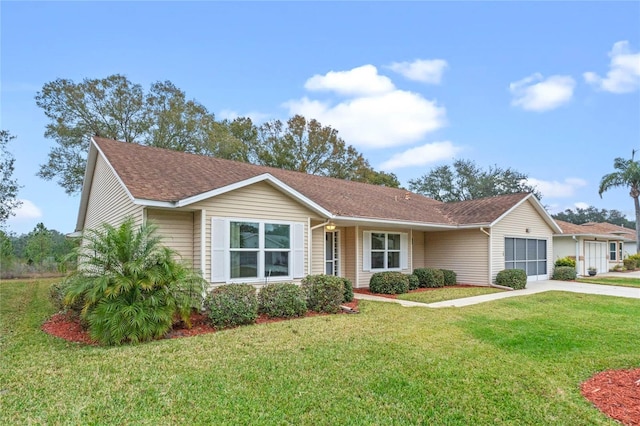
64,218,207,345
0,130,22,223
24,223,53,267
599,151,640,254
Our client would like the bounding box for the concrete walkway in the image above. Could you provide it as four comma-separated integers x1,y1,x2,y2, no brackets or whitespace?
354,279,640,309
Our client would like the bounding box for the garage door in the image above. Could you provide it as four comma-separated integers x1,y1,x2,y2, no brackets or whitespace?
584,241,607,276
505,237,548,281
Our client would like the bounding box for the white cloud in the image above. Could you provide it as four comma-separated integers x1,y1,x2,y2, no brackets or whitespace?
526,177,587,198
379,141,462,170
387,59,448,84
574,202,590,209
304,64,395,96
9,199,43,221
286,65,446,149
584,41,640,94
509,73,576,111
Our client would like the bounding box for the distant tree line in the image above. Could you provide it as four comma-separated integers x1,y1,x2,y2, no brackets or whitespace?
0,223,78,278
552,206,635,228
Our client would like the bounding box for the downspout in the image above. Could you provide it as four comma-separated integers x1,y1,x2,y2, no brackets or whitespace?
572,236,579,276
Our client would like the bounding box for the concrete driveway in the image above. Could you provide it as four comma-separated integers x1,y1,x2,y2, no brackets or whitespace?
354,278,640,308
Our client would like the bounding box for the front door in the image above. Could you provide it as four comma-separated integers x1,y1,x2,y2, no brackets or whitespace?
325,231,339,276
584,241,607,275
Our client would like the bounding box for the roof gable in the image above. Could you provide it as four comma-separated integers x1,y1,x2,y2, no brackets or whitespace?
555,220,637,241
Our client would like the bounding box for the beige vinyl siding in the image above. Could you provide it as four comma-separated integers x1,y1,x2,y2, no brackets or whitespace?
357,226,412,288
412,231,426,269
553,237,578,263
190,181,322,283
311,225,325,275
146,209,195,267
193,210,203,274
343,227,357,286
491,200,554,281
84,155,143,232
424,229,489,285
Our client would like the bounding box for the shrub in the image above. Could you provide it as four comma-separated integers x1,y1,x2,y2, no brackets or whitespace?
413,268,445,288
63,218,207,345
407,273,420,290
301,275,344,313
342,278,354,303
552,266,576,281
623,258,636,270
612,263,624,272
207,284,258,328
628,253,640,268
554,257,576,268
369,272,409,294
441,269,457,286
258,283,307,318
49,279,84,318
495,269,527,290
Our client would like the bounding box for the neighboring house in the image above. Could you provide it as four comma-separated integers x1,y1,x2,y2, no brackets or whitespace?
554,220,637,275
75,137,561,288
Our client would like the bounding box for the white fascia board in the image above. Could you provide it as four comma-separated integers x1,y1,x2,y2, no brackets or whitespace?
554,233,629,241
490,193,562,233
333,216,459,230
74,140,98,232
174,173,334,218
133,199,176,208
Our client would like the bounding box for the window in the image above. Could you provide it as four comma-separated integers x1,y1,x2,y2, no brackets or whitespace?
505,237,547,276
212,218,304,282
368,232,403,270
609,242,617,261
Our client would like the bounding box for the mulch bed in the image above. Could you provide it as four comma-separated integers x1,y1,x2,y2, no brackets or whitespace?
353,284,485,299
41,299,360,344
581,368,640,426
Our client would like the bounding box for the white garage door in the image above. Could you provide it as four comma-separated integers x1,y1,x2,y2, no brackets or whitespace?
584,241,607,275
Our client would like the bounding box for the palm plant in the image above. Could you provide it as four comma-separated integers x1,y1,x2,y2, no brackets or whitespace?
599,150,640,254
64,217,206,345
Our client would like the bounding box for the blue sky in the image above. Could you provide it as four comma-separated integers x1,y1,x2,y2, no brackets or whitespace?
1,1,639,235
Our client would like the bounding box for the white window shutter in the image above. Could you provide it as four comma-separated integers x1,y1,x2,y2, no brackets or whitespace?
211,218,226,282
400,233,409,270
363,231,371,272
293,223,305,278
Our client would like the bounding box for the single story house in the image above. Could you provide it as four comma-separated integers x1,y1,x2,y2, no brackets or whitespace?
554,220,637,275
75,137,562,288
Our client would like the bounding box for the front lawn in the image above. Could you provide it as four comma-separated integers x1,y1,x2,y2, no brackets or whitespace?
1,278,638,425
398,286,504,304
577,276,640,288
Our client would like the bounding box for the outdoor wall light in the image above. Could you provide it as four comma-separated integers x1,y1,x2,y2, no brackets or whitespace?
326,222,336,231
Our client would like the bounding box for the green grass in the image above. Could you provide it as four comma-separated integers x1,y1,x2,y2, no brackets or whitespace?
2,278,638,425
397,286,504,304
576,276,640,288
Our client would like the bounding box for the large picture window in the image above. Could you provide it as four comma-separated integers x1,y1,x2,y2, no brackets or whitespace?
367,232,404,270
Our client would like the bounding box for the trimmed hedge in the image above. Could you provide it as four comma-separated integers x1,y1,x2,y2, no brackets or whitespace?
369,272,409,294
441,269,457,286
554,257,576,268
206,284,258,328
413,268,445,288
258,283,307,318
342,278,354,303
623,258,636,270
495,269,527,290
628,253,640,268
552,266,576,281
302,275,344,313
407,274,420,291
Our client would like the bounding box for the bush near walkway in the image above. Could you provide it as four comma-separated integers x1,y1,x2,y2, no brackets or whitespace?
496,269,527,289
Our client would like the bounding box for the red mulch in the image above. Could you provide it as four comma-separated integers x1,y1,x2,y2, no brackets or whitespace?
353,284,485,299
41,299,359,344
581,368,640,426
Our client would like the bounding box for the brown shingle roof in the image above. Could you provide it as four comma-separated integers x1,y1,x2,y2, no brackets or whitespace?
92,137,539,226
555,220,636,241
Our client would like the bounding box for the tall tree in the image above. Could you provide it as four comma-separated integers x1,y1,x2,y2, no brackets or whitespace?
35,75,219,194
0,130,22,223
599,150,640,253
251,115,400,187
24,223,53,266
408,159,540,202
552,206,635,228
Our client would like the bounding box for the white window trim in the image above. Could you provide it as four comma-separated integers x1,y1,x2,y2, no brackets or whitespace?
363,231,408,272
212,218,304,284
